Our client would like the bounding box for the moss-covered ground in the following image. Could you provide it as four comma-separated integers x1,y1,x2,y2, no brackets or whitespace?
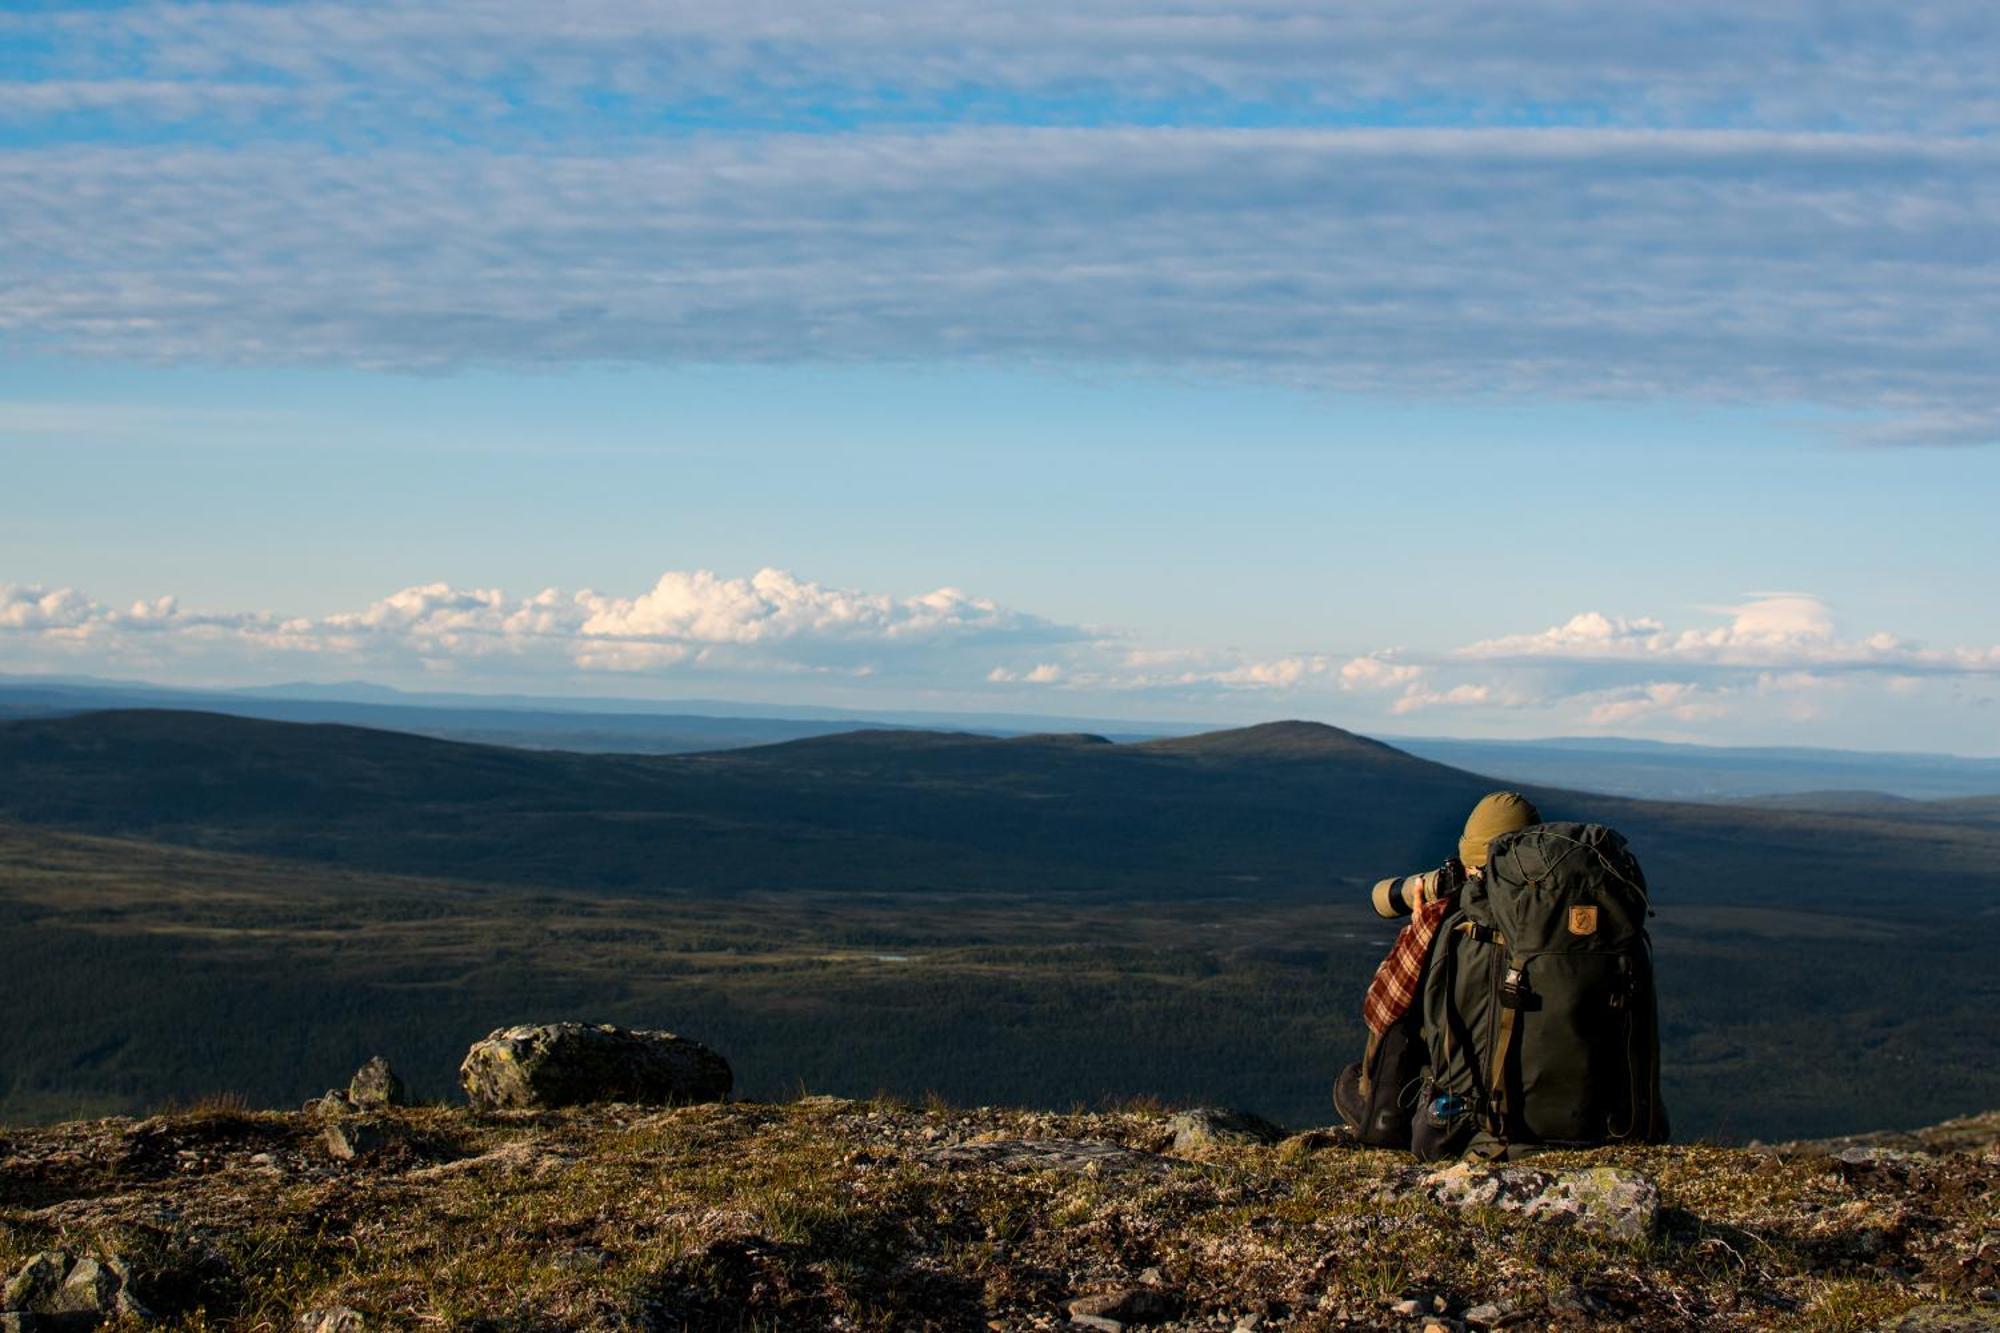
2,1098,1995,1330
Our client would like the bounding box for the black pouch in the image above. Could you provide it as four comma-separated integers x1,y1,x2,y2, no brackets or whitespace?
1410,1080,1479,1162
1336,1009,1428,1148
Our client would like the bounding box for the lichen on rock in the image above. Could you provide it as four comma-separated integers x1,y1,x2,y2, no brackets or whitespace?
1421,1160,1661,1241
1166,1107,1285,1154
457,1022,731,1111
346,1057,406,1110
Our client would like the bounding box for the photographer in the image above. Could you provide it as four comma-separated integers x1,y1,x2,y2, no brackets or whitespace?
1333,791,1541,1146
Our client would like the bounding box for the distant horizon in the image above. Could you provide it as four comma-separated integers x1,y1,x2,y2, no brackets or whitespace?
7,667,2000,764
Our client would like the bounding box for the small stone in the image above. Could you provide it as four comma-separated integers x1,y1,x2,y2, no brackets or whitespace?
1391,1298,1424,1316
1838,1145,1923,1166
1166,1107,1285,1154
1549,1286,1611,1318
2,1253,67,1311
1277,1127,1353,1159
322,1119,394,1161
348,1056,407,1109
1233,1317,1263,1332
298,1308,367,1333
1070,1318,1123,1333
1068,1286,1176,1324
1463,1303,1505,1329
552,1248,611,1272
49,1259,117,1316
1421,1320,1464,1333
307,1091,354,1118
921,1138,1182,1178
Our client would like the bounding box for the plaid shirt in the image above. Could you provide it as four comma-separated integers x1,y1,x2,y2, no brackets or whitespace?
1362,874,1455,1036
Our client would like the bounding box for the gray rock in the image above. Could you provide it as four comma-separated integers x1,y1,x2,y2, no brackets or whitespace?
48,1259,117,1317
1422,1162,1659,1242
322,1119,397,1161
1069,1286,1176,1325
1277,1127,1354,1158
306,1091,354,1118
2,1253,66,1312
1070,1317,1122,1333
1548,1286,1613,1318
458,1022,731,1112
299,1308,368,1333
347,1056,407,1109
1462,1302,1511,1329
920,1138,1184,1178
1167,1107,1285,1153
4,1251,147,1326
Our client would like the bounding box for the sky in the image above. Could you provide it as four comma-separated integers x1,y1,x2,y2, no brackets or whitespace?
2,1,1998,752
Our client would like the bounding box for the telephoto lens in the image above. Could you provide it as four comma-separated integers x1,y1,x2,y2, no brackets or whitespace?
1369,860,1465,919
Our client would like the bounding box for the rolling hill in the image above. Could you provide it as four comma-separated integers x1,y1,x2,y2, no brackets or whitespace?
0,709,1996,1138
0,710,1992,916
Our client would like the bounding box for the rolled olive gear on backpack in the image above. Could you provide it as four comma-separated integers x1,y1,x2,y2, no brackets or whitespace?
1415,822,1668,1160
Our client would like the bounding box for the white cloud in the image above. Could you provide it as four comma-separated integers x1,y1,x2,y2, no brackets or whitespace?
576,569,1038,648
989,662,1065,684
1339,653,1424,691
1459,593,2000,674
10,2,1996,133
0,569,1083,683
3,574,1994,745
3,3,1997,442
1579,681,1727,727
0,585,100,633
1390,683,1496,716
3,129,1999,442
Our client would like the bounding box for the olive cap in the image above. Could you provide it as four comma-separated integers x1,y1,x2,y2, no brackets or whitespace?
1458,791,1542,869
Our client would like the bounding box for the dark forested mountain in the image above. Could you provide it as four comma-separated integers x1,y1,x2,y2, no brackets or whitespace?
11,676,1998,800
0,710,1991,914
1,708,1996,1138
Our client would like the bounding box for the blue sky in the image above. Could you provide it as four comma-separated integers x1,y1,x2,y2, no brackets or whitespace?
3,2,1998,751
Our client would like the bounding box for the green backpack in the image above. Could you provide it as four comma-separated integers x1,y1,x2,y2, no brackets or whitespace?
1416,822,1668,1159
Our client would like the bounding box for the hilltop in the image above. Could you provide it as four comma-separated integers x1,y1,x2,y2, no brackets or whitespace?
2,1095,1995,1332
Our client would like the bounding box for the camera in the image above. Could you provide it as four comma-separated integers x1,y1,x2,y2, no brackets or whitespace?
1369,858,1466,919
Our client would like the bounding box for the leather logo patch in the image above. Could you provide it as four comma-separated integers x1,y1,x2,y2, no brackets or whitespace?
1567,905,1599,936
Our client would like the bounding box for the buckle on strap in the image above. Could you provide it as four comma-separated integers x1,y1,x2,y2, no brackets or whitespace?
1455,921,1506,945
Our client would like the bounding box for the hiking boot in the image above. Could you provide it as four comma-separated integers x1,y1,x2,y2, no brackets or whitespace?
1333,1061,1369,1132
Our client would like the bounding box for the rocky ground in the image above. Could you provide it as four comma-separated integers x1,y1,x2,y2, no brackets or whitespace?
1,1097,1996,1331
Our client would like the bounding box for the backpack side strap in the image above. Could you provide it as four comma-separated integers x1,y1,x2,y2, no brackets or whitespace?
1484,961,1527,1138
